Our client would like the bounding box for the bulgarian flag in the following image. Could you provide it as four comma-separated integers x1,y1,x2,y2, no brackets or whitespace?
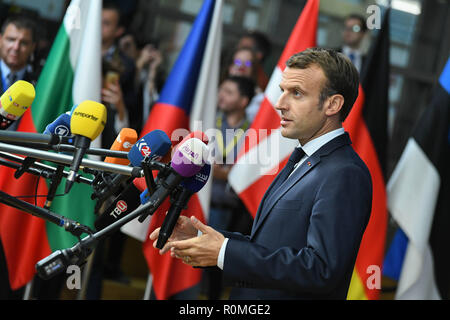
0,0,101,289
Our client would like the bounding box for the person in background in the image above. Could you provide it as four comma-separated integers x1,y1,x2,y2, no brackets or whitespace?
340,13,368,73
224,47,264,123
119,33,165,134
0,15,38,130
237,30,272,91
100,1,137,149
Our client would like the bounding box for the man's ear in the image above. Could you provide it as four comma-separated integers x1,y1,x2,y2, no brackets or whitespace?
115,26,125,39
325,94,344,117
239,96,250,110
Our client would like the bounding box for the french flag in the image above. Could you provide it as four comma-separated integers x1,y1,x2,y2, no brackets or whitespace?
121,0,223,299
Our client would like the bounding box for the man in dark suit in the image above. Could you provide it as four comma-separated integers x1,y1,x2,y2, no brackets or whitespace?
0,15,38,130
150,48,372,300
339,14,368,74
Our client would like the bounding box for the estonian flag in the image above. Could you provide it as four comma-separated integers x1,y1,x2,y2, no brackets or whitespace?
384,56,450,299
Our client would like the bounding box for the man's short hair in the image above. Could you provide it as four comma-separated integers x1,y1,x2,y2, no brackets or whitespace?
224,75,256,103
286,47,359,122
241,30,272,62
1,15,37,42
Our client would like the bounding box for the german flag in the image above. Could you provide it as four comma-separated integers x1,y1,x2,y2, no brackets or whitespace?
345,8,390,300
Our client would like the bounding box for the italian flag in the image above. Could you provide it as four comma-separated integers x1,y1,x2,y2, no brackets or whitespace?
0,0,101,289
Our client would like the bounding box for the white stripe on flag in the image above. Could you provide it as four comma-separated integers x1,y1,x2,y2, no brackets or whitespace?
190,0,223,221
265,67,283,108
387,138,441,299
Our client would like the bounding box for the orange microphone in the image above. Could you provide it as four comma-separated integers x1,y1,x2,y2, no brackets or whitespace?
104,128,138,165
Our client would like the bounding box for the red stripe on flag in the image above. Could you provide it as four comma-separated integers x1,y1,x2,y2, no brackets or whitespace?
277,0,318,70
0,107,53,289
344,86,387,300
140,102,190,139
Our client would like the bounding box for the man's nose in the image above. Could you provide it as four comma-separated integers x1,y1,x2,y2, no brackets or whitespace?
275,93,288,111
11,40,20,51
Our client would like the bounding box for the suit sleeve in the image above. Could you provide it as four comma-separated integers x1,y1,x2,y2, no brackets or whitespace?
222,164,372,295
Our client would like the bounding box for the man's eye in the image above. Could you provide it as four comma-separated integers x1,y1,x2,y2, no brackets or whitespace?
294,90,302,97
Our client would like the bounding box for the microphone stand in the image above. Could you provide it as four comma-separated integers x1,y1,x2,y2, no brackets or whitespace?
0,152,93,185
35,160,175,280
0,190,94,239
3,141,129,160
0,142,142,177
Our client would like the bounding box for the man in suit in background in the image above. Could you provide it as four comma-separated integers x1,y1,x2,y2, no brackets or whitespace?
340,14,368,74
150,48,372,300
0,15,38,130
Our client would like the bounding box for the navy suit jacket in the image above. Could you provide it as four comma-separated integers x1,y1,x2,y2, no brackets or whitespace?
221,132,372,300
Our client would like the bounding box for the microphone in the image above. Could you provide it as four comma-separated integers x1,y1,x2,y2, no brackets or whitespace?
135,130,210,201
93,130,171,224
136,137,209,223
42,112,73,209
156,162,211,249
91,129,171,202
43,112,72,136
0,80,35,130
104,128,138,165
65,101,106,193
128,129,172,166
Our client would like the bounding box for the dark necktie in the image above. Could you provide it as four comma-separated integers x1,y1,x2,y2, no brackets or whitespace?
7,72,18,88
348,52,355,64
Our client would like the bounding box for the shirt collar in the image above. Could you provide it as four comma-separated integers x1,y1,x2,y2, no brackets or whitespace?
297,127,346,157
1,59,27,81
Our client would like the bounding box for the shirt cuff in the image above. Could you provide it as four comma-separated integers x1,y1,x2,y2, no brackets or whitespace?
217,238,229,270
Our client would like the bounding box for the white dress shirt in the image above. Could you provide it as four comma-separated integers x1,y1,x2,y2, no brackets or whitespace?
216,127,346,269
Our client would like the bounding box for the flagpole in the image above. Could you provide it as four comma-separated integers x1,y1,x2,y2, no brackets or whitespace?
143,273,153,300
22,279,34,300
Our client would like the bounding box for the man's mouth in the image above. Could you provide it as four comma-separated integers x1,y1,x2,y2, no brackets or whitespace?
280,116,292,126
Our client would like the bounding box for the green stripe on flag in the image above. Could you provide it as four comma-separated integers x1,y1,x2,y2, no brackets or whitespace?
32,27,75,130
32,23,96,251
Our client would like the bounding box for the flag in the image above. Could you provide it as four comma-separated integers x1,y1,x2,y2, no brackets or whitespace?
385,57,450,299
121,0,222,300
228,0,318,216
345,8,390,300
0,0,101,289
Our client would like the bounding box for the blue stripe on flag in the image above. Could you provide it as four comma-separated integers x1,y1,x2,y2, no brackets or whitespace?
157,0,215,114
439,57,450,94
383,228,408,281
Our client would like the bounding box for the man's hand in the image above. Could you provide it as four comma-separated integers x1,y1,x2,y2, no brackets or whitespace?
102,80,126,121
150,215,198,255
166,216,225,267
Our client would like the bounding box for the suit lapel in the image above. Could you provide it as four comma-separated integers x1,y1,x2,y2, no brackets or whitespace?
251,155,320,237
250,133,352,238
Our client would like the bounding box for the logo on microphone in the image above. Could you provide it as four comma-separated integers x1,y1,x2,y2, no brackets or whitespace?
55,125,70,136
123,141,133,150
110,200,128,219
137,140,152,157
